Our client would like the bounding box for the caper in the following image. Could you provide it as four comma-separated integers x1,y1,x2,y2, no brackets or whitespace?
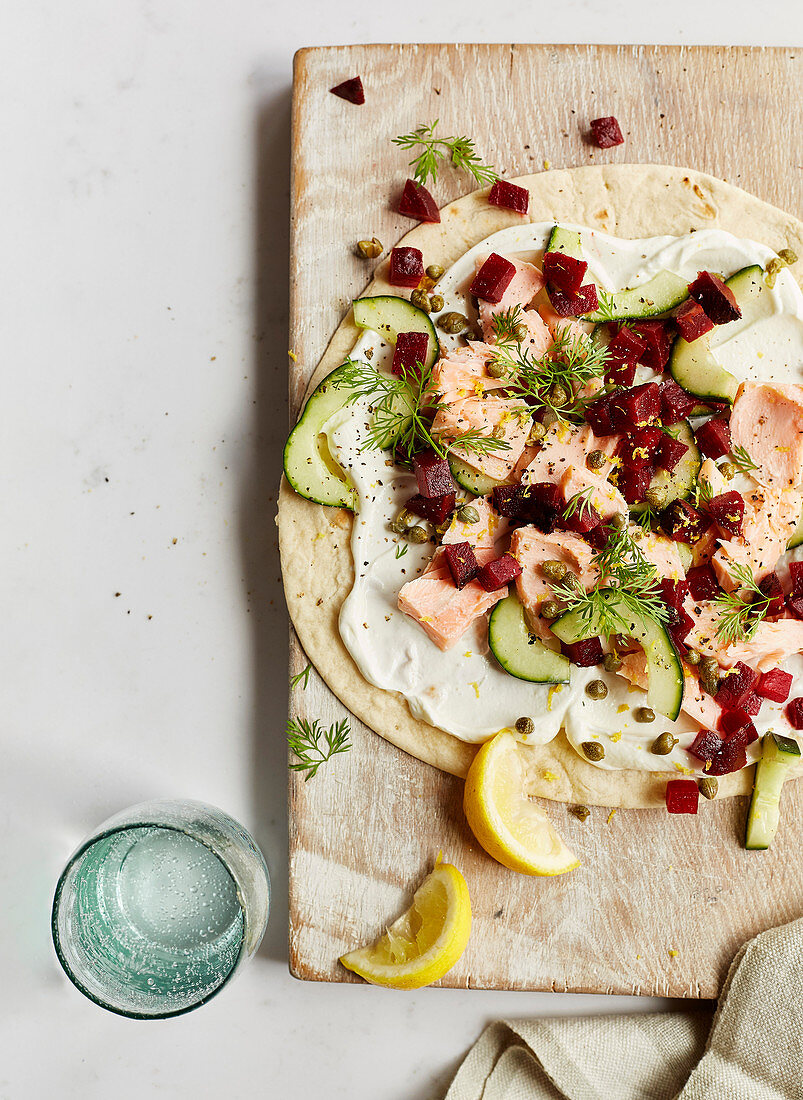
438,312,468,335
568,805,590,822
524,420,545,443
541,559,567,582
513,323,529,341
585,679,609,700
408,525,428,543
587,449,606,471
685,649,701,666
651,731,677,755
356,237,383,259
548,382,570,408
581,741,605,762
542,409,559,428
515,716,534,736
634,706,655,723
779,247,798,265
457,504,480,525
603,653,622,672
540,600,561,620
390,518,408,534
719,461,737,480
426,263,445,282
491,425,506,440
397,507,414,527
610,513,626,529
486,360,507,380
410,288,431,311
429,294,444,312
698,776,718,800
644,485,668,510
698,656,721,695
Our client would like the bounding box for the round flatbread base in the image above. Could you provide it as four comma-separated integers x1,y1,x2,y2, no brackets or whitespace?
278,163,803,808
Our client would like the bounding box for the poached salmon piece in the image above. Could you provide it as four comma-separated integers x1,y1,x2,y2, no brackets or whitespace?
510,525,598,643
523,421,627,520
397,547,503,650
712,482,803,589
432,396,530,481
433,341,510,403
442,496,511,551
729,381,803,489
476,255,545,336
538,301,594,347
686,601,803,672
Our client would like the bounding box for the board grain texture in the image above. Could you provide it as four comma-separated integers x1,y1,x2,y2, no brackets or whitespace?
286,43,802,996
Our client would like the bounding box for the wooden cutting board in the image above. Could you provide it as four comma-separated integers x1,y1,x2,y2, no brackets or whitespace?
287,43,803,996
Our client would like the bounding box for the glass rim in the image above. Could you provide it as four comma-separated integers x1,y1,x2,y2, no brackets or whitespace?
51,819,247,1021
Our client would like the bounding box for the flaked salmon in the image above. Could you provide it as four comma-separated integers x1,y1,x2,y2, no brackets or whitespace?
523,421,627,520
730,381,803,489
398,547,503,650
432,395,530,481
510,524,598,643
433,341,510,403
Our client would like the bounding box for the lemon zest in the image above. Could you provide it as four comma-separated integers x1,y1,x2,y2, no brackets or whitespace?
673,762,695,775
610,731,622,743
617,704,629,714
668,949,679,958
542,770,557,782
606,809,617,825
470,681,480,699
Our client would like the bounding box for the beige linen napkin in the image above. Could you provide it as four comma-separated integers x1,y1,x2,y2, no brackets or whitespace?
446,917,803,1100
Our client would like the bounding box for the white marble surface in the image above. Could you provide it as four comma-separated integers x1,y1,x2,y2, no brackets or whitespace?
2,3,800,1097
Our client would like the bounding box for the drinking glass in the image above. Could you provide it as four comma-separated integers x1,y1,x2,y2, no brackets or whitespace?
51,799,270,1018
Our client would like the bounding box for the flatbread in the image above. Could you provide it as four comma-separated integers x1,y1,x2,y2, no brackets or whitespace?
279,163,803,808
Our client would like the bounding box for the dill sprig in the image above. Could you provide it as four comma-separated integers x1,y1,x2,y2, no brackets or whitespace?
331,357,510,463
395,543,408,559
392,120,499,187
729,445,759,477
562,486,596,523
489,325,610,423
635,503,660,532
287,716,352,781
491,305,527,345
290,662,312,690
694,477,714,507
550,524,670,635
713,562,773,644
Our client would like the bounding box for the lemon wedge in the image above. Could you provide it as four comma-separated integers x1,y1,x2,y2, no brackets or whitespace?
339,860,471,989
464,730,580,876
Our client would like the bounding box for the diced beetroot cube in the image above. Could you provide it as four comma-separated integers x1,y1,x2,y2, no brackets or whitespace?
389,247,425,288
330,76,365,105
605,355,638,387
759,571,785,618
788,596,803,621
661,499,708,544
443,541,480,590
470,253,517,304
708,739,748,776
656,434,689,473
590,115,624,148
616,426,663,469
786,697,803,730
707,491,745,537
665,779,698,814
659,578,691,613
392,331,431,376
756,668,794,703
488,179,530,215
715,661,758,711
608,382,662,430
398,178,440,223
562,637,604,667
686,564,720,602
543,251,588,296
668,607,695,652
674,298,715,343
688,271,742,325
406,492,455,525
616,465,653,505
704,399,732,414
413,449,454,498
585,392,618,435
718,708,758,746
527,482,563,533
563,499,602,535
608,324,646,361
688,729,724,763
742,692,763,717
631,320,674,371
491,484,529,519
695,417,731,459
477,554,523,592
586,522,616,550
789,561,803,599
660,378,699,423
548,283,599,318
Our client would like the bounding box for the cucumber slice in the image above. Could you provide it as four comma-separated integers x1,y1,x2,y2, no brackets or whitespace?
353,296,438,370
788,510,803,550
745,732,801,850
668,265,771,402
630,421,701,516
448,455,505,497
545,226,689,320
283,363,359,510
550,591,684,719
488,593,570,683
